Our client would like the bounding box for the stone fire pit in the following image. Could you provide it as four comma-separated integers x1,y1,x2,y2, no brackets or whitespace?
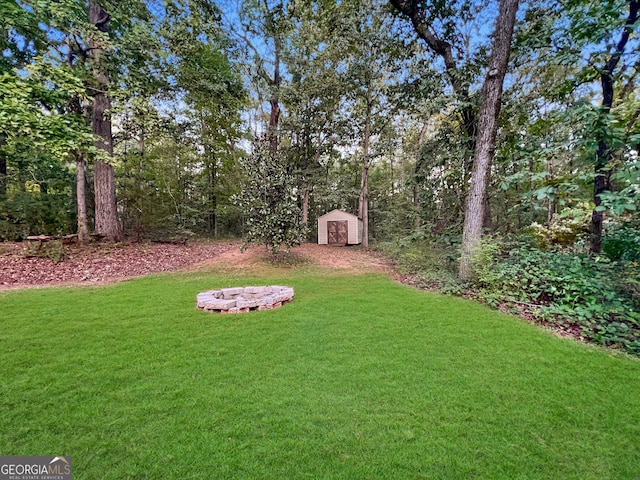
196,286,294,314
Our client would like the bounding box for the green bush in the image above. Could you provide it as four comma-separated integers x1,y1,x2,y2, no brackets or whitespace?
233,140,307,255
0,192,73,241
602,224,640,262
377,239,462,294
380,234,640,355
527,204,591,249
470,238,640,355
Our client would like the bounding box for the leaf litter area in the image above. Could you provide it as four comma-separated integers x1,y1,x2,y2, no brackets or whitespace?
0,241,395,290
0,241,235,289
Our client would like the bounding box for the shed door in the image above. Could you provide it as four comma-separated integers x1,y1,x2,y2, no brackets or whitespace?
327,220,348,245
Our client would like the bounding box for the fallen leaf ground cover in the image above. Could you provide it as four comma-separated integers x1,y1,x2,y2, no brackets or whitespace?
1,264,639,479
0,241,235,288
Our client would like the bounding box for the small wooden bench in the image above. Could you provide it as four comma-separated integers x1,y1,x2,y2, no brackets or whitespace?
26,234,78,250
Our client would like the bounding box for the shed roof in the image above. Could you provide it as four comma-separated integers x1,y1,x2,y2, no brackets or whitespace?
318,209,360,220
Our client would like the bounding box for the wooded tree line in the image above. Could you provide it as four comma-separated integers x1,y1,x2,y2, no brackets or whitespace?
2,0,640,275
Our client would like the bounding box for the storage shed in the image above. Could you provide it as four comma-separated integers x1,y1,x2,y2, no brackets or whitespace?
317,209,363,245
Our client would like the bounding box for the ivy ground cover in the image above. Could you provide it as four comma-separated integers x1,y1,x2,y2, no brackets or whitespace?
1,269,639,479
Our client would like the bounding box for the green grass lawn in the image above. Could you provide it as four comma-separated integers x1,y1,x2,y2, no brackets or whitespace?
1,267,639,479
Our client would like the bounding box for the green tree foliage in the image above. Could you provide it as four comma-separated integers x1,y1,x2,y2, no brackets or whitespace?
276,0,412,246
499,0,640,245
234,139,307,255
113,0,247,240
389,0,501,235
279,2,348,234
236,0,295,152
0,59,94,239
0,0,247,242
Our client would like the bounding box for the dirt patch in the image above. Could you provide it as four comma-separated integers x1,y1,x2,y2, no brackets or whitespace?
194,243,394,274
0,241,395,290
299,243,394,273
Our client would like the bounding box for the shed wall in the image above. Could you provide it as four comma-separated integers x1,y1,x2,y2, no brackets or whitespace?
317,210,362,245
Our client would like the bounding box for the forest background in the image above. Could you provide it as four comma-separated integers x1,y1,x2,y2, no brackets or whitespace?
2,0,640,354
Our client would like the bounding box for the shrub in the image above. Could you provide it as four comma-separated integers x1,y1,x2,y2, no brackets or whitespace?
233,140,307,256
377,239,461,294
527,204,591,248
470,238,640,355
0,192,73,241
602,224,640,262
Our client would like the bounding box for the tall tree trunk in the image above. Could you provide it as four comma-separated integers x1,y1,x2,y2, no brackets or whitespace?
201,116,217,238
94,159,120,240
459,0,519,280
358,94,372,248
138,125,145,187
68,93,89,244
0,158,5,197
0,133,6,197
208,162,217,237
590,143,610,254
76,154,89,244
268,37,282,154
413,122,428,232
546,158,555,225
302,185,310,225
134,126,146,242
590,0,639,254
89,0,122,242
483,196,494,231
67,47,90,244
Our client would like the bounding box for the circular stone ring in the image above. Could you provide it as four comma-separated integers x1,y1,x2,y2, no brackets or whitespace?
196,286,294,314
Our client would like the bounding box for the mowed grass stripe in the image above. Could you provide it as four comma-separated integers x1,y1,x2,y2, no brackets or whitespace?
1,272,639,479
